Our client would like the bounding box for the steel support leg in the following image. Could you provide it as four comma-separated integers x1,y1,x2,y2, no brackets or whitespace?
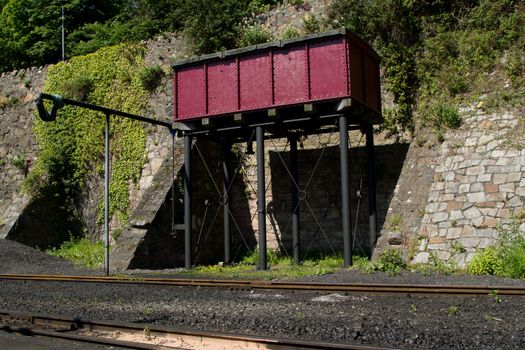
365,124,377,255
104,114,110,276
256,126,267,270
339,116,352,266
223,143,231,265
184,134,192,269
290,136,300,265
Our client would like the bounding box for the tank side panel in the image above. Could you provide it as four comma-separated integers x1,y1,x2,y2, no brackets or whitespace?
239,52,272,110
273,45,308,105
176,66,206,120
309,38,348,100
364,54,381,113
348,41,364,105
208,58,238,115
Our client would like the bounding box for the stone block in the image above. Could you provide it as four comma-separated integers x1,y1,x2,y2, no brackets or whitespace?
428,243,447,250
483,183,498,193
507,195,523,207
507,172,522,182
478,238,495,249
497,208,510,219
499,183,515,193
493,173,507,184
387,231,403,245
467,192,486,203
432,212,449,223
412,252,429,264
470,182,484,192
436,250,451,261
477,201,496,208
466,166,484,176
461,226,476,237
496,157,512,166
461,237,481,248
447,228,461,239
450,210,464,220
429,236,446,244
491,150,506,158
477,228,495,238
439,194,455,201
477,174,492,182
515,187,525,196
458,184,470,193
447,201,463,210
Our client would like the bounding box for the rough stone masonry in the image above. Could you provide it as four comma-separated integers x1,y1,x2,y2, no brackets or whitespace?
413,105,525,266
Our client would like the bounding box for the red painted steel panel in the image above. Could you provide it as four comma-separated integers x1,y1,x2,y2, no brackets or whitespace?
309,38,348,100
239,52,272,110
348,42,364,105
273,45,309,105
172,30,382,121
364,54,381,112
208,59,238,115
176,66,206,120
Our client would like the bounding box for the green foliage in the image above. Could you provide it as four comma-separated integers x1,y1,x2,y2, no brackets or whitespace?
183,0,252,54
467,218,525,278
26,44,148,230
281,26,300,40
62,76,94,101
389,213,402,232
327,0,525,137
238,24,272,47
374,249,406,275
467,246,502,275
10,154,26,172
302,14,321,34
46,236,104,269
448,305,459,316
186,251,343,280
0,0,124,72
139,65,165,92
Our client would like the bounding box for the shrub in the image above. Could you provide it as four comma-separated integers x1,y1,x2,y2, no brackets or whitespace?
467,246,502,275
302,14,321,34
139,65,165,92
467,218,525,278
238,24,272,47
436,104,461,129
375,249,406,275
281,26,300,40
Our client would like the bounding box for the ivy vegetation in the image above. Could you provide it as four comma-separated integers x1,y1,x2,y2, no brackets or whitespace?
25,44,149,240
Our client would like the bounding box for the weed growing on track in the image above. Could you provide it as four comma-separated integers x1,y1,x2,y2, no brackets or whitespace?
448,306,459,316
46,236,104,269
181,250,344,280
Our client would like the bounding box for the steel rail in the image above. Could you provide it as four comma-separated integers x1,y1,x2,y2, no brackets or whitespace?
0,274,524,296
0,311,399,350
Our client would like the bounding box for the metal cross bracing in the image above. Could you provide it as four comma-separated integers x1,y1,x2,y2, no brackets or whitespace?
178,104,379,270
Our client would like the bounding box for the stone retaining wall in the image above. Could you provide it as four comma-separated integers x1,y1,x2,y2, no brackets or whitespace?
413,107,525,266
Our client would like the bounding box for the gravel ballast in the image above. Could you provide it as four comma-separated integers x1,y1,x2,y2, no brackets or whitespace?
0,239,524,349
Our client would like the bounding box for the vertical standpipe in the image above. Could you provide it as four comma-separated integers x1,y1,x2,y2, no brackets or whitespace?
339,115,352,266
223,143,231,264
365,124,377,254
104,114,110,275
256,126,267,270
184,134,193,269
290,136,300,265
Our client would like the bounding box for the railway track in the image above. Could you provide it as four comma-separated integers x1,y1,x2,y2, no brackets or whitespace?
0,273,524,296
0,311,398,350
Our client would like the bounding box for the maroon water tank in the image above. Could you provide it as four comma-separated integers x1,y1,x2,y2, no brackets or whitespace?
172,29,381,122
